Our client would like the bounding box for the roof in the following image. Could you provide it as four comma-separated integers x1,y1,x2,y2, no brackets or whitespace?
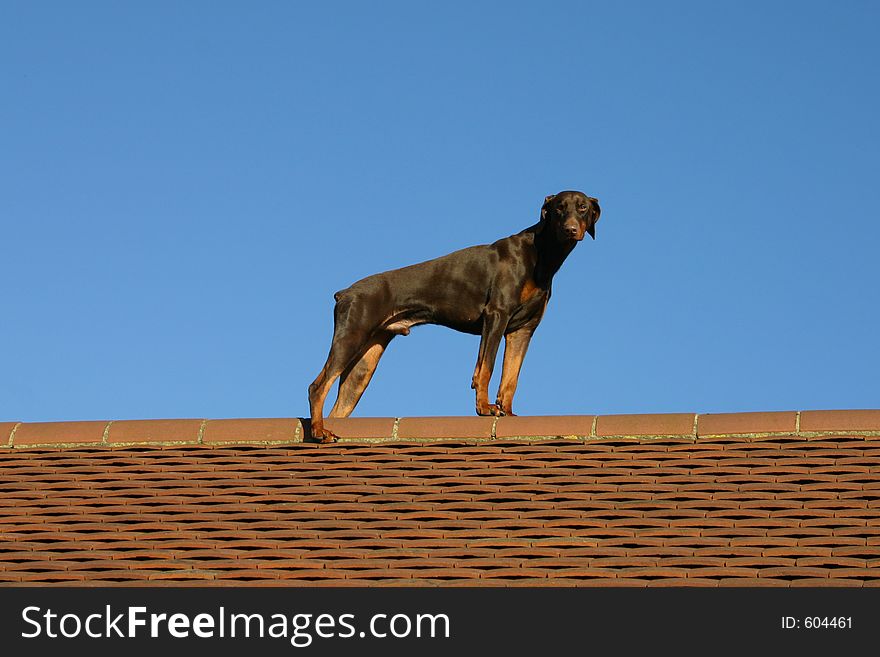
2,410,879,586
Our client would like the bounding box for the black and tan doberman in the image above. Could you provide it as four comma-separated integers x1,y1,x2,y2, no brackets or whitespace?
308,190,601,442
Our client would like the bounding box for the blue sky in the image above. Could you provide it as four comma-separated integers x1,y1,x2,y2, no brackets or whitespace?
2,1,878,422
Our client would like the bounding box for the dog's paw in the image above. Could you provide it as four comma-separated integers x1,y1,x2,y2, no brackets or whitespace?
495,401,517,417
308,428,339,444
477,404,506,417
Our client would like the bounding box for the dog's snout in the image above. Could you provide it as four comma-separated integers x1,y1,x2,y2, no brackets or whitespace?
562,220,581,239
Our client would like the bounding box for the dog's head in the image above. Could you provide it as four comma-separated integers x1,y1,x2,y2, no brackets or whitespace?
540,191,601,243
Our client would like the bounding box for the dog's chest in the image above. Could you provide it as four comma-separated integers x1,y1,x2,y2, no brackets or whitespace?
509,279,549,329
519,279,545,305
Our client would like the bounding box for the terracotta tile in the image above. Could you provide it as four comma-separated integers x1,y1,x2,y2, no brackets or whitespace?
203,418,299,444
432,578,509,588
479,567,552,580
800,410,880,433
697,412,797,436
323,417,396,441
718,578,788,587
727,557,794,567
108,419,203,444
13,421,108,446
796,557,866,568
593,578,648,587
829,568,880,580
596,413,696,437
0,422,19,445
19,572,87,582
396,416,494,440
414,567,491,579
833,546,880,558
760,566,833,579
789,578,864,587
646,578,718,587
494,415,595,439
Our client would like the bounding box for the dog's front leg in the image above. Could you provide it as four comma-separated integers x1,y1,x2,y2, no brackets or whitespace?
471,309,508,416
495,325,536,416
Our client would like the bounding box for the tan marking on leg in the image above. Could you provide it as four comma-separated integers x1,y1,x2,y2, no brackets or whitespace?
330,332,393,418
495,327,535,416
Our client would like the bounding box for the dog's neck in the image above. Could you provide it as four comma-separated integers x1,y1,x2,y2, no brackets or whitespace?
528,225,576,288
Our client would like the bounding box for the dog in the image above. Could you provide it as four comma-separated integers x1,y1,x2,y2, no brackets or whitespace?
308,190,601,442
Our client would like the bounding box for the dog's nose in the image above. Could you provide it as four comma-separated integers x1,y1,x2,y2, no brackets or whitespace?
564,226,579,238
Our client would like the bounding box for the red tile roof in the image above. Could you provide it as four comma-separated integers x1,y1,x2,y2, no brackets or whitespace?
2,411,879,586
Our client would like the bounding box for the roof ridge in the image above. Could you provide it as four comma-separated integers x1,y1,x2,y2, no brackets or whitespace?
3,410,880,449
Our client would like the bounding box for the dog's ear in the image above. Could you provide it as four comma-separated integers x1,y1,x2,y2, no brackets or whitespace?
541,194,556,220
537,194,556,234
586,196,600,240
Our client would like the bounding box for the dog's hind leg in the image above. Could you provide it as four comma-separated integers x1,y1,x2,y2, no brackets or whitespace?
308,295,376,442
329,330,395,418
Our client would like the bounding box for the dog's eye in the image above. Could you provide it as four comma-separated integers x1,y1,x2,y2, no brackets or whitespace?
578,206,588,213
